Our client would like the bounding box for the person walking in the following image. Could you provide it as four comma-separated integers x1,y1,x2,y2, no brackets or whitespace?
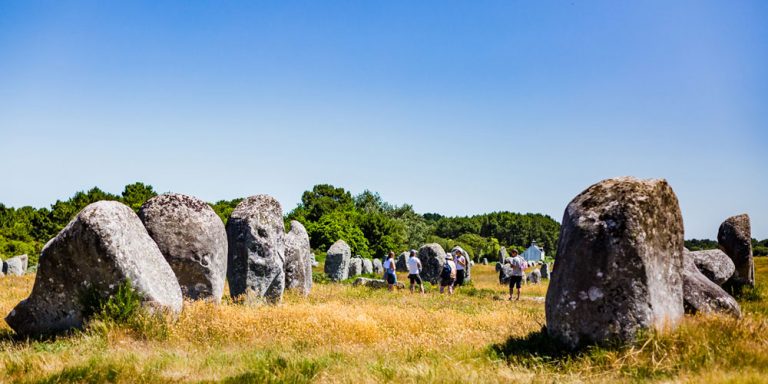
383,251,397,291
507,249,528,300
406,249,425,294
453,249,467,290
439,253,457,294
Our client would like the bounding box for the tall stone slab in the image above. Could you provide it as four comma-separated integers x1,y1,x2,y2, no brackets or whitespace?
3,254,28,276
226,195,286,304
284,220,313,296
545,177,685,349
718,214,754,292
139,193,227,302
418,243,447,284
6,201,182,337
324,240,351,281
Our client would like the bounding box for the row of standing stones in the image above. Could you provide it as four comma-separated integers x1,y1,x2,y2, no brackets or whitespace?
5,193,314,337
545,176,754,349
323,241,472,285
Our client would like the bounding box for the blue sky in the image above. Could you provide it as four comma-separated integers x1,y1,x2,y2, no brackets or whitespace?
1,1,766,239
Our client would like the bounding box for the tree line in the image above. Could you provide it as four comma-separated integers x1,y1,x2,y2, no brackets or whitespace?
0,182,563,264
686,238,768,257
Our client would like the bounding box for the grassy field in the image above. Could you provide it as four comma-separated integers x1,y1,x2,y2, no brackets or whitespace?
0,259,766,383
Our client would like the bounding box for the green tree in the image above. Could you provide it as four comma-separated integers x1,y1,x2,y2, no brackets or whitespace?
121,182,158,212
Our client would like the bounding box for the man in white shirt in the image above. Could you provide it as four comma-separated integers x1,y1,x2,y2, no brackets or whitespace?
507,249,527,300
406,249,425,294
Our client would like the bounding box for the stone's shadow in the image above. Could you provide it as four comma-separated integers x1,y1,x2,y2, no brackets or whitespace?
489,326,602,366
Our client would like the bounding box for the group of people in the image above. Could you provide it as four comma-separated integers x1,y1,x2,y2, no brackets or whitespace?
381,249,468,294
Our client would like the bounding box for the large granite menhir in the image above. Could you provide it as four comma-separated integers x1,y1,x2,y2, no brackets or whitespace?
718,214,754,292
139,193,227,302
418,243,446,284
226,195,286,304
284,220,313,296
324,240,351,281
545,177,685,349
6,201,183,337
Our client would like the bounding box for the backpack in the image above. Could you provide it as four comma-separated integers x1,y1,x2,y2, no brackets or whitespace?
440,262,452,279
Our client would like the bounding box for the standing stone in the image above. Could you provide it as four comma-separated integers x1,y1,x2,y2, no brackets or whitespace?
683,249,741,317
482,258,488,265
372,258,383,275
139,193,227,302
324,240,351,281
396,252,409,272
3,254,29,276
226,195,286,304
362,258,373,274
418,243,447,284
284,220,313,296
528,269,541,284
499,247,509,264
452,246,471,282
687,249,734,286
498,263,514,284
348,257,363,277
540,263,550,279
5,201,182,337
718,214,754,292
545,177,685,349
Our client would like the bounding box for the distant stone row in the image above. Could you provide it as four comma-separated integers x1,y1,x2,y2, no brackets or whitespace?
545,176,756,349
5,193,314,337
323,241,471,285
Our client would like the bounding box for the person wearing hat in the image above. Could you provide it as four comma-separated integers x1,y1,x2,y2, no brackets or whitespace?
406,249,425,294
439,253,457,294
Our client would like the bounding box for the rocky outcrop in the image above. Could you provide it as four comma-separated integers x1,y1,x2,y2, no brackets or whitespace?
718,214,754,292
683,250,741,317
324,240,351,281
226,195,286,304
545,177,685,349
418,243,447,284
284,220,313,296
3,254,28,276
139,193,227,302
5,201,182,337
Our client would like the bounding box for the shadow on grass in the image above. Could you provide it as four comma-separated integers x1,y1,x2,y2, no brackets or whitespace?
489,326,577,367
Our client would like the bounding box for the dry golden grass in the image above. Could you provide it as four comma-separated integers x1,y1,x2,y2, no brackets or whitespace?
0,260,766,383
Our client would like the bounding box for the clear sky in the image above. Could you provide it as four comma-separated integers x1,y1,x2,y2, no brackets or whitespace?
1,1,766,239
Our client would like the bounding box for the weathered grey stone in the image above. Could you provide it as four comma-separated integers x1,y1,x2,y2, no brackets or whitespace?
372,258,383,275
528,269,541,284
686,249,734,286
396,252,409,272
482,258,488,265
284,220,313,296
226,195,285,304
352,277,405,289
451,246,471,282
545,177,685,349
5,201,182,337
348,257,363,277
3,254,28,276
718,214,754,292
499,247,509,264
498,263,514,284
362,258,373,274
418,243,447,284
324,240,351,281
139,193,227,302
310,253,319,267
540,263,550,279
683,250,741,317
